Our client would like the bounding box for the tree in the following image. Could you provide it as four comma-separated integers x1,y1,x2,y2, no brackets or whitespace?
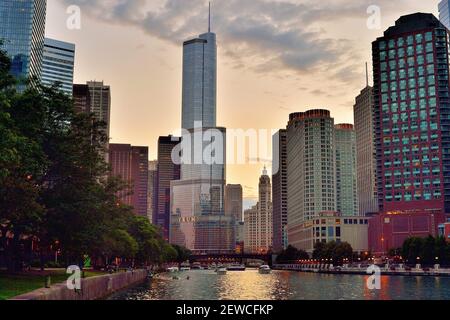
172,244,192,263
0,47,177,271
402,237,424,264
402,236,450,266
0,45,46,271
312,241,353,264
276,245,309,263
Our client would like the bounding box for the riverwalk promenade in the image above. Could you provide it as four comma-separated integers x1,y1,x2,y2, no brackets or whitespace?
274,264,450,277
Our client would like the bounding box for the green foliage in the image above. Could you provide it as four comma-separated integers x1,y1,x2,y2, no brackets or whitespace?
276,245,309,263
312,241,353,263
172,244,192,263
0,48,177,270
401,236,450,265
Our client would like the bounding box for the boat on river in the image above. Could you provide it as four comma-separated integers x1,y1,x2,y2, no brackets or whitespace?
167,267,179,273
259,265,272,274
227,264,246,271
217,268,227,275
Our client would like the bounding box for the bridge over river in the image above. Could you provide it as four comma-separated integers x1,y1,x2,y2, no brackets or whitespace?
189,253,273,266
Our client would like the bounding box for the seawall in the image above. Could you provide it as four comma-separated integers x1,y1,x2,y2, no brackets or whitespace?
11,270,148,300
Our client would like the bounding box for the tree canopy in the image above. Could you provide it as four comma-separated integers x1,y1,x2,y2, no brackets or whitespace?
0,47,181,271
276,245,309,263
401,236,449,265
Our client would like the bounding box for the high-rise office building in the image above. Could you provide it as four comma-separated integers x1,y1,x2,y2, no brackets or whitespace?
155,136,180,240
41,38,75,95
272,129,288,252
109,144,149,217
257,167,273,253
244,205,258,254
439,0,450,30
147,160,158,223
170,9,233,254
73,82,112,155
0,0,46,85
335,124,358,216
225,184,243,222
286,110,336,252
354,85,379,216
181,27,216,130
224,184,243,252
370,13,449,254
244,168,273,254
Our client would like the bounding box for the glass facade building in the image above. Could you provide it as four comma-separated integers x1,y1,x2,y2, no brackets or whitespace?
439,0,450,30
41,38,75,95
335,124,358,216
354,86,379,215
0,0,46,84
170,24,232,253
272,129,288,252
370,13,449,253
182,32,217,130
154,136,181,241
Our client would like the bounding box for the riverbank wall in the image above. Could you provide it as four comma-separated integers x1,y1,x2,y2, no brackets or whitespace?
11,269,148,300
273,264,450,277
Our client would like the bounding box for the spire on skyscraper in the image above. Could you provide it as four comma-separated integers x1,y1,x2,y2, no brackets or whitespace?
208,2,211,33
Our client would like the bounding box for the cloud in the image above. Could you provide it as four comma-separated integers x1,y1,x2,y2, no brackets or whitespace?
62,0,419,85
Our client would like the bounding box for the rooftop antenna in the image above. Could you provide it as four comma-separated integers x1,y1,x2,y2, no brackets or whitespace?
208,2,211,32
365,62,369,87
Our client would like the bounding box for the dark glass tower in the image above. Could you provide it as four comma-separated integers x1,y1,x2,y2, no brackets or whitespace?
272,129,288,253
370,13,449,253
155,136,181,240
0,0,47,84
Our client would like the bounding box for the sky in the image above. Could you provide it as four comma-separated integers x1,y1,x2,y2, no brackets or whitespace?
45,0,440,208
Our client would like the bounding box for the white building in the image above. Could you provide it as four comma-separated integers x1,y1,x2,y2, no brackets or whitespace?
244,168,273,254
287,110,336,252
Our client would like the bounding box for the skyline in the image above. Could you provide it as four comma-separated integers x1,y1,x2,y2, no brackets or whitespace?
44,0,440,205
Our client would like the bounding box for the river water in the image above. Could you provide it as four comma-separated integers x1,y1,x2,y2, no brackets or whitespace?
109,269,450,300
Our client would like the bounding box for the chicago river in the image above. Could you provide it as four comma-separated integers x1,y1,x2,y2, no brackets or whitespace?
110,269,450,300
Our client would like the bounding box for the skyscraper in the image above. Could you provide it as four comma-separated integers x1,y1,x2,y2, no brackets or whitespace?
147,160,158,223
109,144,149,217
170,7,233,254
334,124,358,216
257,167,273,253
244,168,273,254
73,81,112,154
244,205,258,254
286,110,336,252
439,0,450,30
155,136,180,240
272,129,288,253
225,184,243,222
354,85,379,216
41,38,75,95
370,13,449,254
181,15,217,130
0,0,46,84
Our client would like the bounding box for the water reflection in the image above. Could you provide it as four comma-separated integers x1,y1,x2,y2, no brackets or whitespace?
110,270,450,301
